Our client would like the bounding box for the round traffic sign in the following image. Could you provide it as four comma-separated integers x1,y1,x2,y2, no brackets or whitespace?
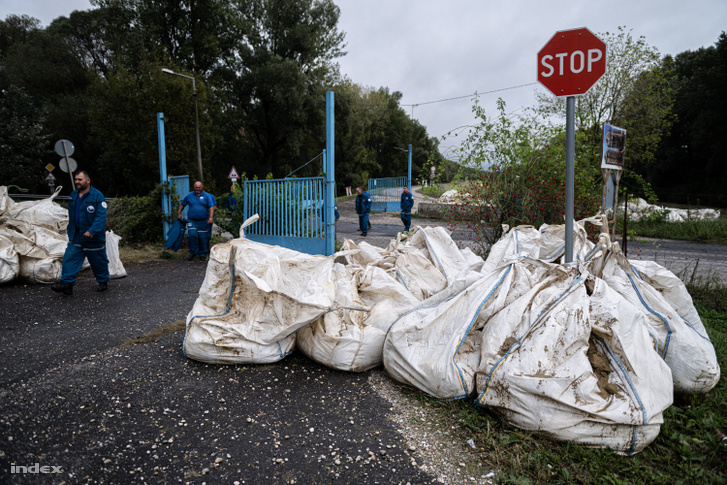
537,27,606,97
54,139,75,157
59,157,78,173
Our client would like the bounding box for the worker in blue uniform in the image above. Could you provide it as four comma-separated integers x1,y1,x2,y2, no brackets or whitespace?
400,186,414,233
355,186,372,236
51,171,109,295
178,181,216,260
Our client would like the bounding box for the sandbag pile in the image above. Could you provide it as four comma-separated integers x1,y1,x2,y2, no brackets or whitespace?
621,196,720,222
183,216,720,454
0,186,127,283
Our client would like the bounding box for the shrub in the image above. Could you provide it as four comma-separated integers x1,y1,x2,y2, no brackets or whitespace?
443,97,604,256
106,184,166,244
214,183,246,237
448,154,601,256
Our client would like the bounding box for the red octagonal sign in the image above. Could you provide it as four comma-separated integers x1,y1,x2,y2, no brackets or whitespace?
538,27,606,97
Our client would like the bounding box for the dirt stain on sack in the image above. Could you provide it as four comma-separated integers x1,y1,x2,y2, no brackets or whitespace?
587,339,619,400
499,336,517,355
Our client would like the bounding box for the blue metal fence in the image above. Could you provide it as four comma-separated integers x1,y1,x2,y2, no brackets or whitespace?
243,177,329,255
368,176,407,212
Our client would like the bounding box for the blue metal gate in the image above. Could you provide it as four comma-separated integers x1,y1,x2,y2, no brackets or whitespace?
368,176,407,212
243,177,329,255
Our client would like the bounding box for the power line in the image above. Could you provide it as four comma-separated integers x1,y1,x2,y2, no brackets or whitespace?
401,82,539,118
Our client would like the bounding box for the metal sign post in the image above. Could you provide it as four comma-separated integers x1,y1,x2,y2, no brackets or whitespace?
600,124,627,242
565,97,575,263
54,139,77,190
538,27,607,263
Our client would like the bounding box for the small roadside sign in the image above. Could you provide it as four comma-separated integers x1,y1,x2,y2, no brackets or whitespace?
54,139,75,157
45,163,55,172
46,172,56,181
59,157,78,173
228,166,240,180
601,124,626,170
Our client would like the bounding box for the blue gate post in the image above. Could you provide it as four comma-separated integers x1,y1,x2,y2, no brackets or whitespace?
407,144,412,191
325,91,335,256
157,113,172,240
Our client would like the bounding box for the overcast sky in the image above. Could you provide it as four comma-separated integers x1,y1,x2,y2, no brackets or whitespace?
2,0,725,159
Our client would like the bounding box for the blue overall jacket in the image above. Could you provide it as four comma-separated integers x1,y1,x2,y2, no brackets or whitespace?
68,186,107,242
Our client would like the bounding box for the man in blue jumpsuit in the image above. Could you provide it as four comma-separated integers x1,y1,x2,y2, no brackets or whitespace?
51,171,109,295
178,181,216,260
355,186,372,236
400,186,414,233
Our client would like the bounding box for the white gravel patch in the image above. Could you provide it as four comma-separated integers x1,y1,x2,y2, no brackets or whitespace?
368,370,497,484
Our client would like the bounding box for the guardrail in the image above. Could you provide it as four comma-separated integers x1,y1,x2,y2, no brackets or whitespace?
7,194,117,202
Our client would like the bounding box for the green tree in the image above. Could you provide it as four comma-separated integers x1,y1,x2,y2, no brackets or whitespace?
1,15,94,193
88,63,210,196
448,98,601,254
650,32,727,207
328,82,443,191
216,0,345,179
0,85,50,190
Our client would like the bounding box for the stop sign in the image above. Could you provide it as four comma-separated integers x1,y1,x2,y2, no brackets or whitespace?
538,27,606,97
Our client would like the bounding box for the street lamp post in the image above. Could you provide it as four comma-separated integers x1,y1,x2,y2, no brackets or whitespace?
161,68,203,183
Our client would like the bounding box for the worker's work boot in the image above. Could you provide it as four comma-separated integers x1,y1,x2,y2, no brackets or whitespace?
51,282,73,296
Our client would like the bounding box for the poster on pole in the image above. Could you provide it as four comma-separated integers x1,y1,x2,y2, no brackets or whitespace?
601,124,626,170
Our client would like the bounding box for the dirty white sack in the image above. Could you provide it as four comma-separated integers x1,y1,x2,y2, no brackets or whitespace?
184,238,343,364
0,233,20,283
7,187,68,234
0,187,125,283
475,269,673,455
598,251,720,393
105,230,127,279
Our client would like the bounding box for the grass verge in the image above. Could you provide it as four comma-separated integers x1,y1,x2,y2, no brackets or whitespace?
626,218,727,244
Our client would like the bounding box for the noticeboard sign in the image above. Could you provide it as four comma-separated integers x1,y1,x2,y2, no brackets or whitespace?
601,124,626,170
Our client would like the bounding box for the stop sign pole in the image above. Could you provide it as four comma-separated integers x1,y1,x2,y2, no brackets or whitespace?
538,27,606,262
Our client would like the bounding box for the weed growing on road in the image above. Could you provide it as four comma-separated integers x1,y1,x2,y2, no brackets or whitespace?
125,320,186,345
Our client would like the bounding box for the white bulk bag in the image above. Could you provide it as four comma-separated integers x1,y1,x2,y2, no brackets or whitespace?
0,233,20,283
383,261,535,400
295,263,388,373
105,230,127,279
600,252,720,393
2,220,68,283
184,239,341,364
8,186,68,234
476,274,673,455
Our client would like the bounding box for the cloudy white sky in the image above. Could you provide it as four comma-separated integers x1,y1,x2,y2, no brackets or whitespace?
2,0,725,158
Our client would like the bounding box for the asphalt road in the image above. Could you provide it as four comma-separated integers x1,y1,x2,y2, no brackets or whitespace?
0,260,435,484
335,196,727,283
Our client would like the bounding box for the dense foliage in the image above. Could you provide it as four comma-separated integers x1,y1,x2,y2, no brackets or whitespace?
105,185,167,244
650,33,727,207
0,2,442,198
